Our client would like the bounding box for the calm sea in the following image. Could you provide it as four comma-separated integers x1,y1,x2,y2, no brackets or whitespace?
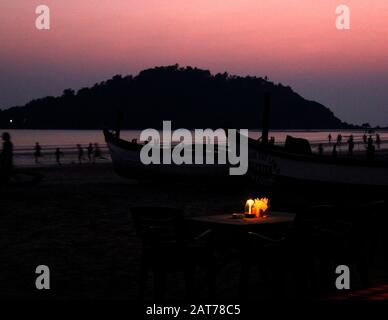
4,129,388,147
2,129,387,166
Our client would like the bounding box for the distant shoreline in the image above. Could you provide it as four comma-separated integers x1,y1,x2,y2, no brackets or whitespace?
2,128,388,131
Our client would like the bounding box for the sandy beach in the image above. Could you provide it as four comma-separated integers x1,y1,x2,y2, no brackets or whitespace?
0,163,386,300
0,164,261,299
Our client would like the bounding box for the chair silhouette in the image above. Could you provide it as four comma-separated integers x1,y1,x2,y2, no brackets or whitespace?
335,200,386,287
294,201,385,293
131,207,214,301
374,200,388,266
242,205,338,298
365,200,386,263
243,201,386,298
282,204,339,296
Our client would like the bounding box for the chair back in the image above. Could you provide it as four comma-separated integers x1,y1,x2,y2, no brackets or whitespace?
349,200,386,250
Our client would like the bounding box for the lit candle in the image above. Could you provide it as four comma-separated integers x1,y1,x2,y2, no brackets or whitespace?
245,199,254,214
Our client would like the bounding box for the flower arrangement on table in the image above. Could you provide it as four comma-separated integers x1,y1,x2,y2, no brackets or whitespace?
244,198,270,218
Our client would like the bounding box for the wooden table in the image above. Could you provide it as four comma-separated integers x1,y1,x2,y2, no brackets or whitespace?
189,211,296,249
189,212,297,294
190,211,296,231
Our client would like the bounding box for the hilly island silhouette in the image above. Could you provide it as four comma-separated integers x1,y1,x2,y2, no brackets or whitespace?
0,65,355,130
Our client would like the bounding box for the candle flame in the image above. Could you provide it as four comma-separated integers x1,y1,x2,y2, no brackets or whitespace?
245,199,254,214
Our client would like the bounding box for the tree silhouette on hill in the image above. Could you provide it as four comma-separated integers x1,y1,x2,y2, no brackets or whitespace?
0,65,351,130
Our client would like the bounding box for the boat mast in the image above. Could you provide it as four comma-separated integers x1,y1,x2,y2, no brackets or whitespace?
261,91,271,144
115,109,121,138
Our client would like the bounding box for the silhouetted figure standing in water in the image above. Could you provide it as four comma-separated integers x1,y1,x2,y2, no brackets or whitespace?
55,148,64,165
367,136,375,161
376,133,381,149
363,134,367,144
34,142,42,164
336,134,342,146
328,134,332,144
1,132,13,183
347,135,354,155
77,144,84,164
87,143,94,163
318,144,323,155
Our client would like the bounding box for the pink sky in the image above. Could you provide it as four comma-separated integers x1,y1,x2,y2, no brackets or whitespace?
1,0,388,125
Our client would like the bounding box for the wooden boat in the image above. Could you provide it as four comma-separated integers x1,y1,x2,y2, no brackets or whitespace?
246,93,388,191
104,88,388,189
247,135,388,190
104,127,388,189
103,129,233,180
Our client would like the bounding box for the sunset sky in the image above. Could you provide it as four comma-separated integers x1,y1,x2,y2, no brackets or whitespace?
1,0,388,125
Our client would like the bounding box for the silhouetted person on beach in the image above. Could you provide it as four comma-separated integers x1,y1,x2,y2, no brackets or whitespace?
77,144,84,164
269,136,275,145
348,135,354,155
336,134,342,145
363,134,367,144
87,143,94,163
376,133,381,149
318,144,323,155
1,132,13,182
328,134,332,143
367,136,375,161
34,142,42,163
55,148,64,165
